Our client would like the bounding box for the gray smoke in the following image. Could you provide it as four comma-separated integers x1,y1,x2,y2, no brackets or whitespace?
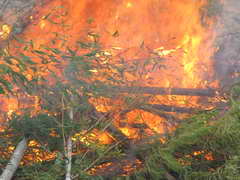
214,0,240,89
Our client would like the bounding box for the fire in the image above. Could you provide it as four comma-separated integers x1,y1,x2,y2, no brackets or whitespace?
73,130,113,145
39,20,47,29
0,24,11,39
0,0,223,174
4,0,220,139
154,47,177,57
126,2,133,8
178,150,214,166
23,140,56,163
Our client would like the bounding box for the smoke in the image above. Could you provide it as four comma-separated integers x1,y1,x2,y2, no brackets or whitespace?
214,0,240,88
0,0,35,26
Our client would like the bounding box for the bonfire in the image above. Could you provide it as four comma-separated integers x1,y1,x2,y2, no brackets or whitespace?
0,0,240,180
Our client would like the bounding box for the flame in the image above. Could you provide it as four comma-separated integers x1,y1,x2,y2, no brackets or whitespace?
6,0,220,136
0,0,223,169
178,150,214,166
23,140,56,163
73,129,113,145
0,24,11,39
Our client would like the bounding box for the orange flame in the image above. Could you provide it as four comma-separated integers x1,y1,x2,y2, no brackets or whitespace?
0,0,223,165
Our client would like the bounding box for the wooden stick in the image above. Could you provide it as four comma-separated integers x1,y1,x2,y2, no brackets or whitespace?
141,104,200,113
109,86,217,97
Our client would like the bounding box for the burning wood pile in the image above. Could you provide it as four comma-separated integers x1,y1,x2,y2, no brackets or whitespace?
0,0,240,179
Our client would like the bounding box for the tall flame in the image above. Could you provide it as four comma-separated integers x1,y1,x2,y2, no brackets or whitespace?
3,0,220,145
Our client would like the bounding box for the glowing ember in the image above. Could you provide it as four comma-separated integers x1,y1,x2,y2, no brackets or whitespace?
89,158,142,176
204,152,214,161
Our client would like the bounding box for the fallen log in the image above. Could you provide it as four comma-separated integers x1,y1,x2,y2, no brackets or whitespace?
141,104,201,113
68,79,218,97
0,138,28,180
109,86,218,97
138,107,181,127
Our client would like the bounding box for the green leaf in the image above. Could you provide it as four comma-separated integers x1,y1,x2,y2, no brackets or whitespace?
45,47,61,54
0,64,12,74
87,18,94,24
84,50,98,57
0,79,12,92
3,56,14,65
19,53,36,65
48,55,60,63
77,41,99,49
0,86,5,94
12,35,26,44
67,47,76,56
33,50,48,55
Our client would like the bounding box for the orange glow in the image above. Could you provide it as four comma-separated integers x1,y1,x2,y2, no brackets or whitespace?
6,98,19,117
23,140,56,163
5,0,221,138
193,150,204,156
126,2,133,8
205,152,214,161
39,20,47,29
118,109,169,138
89,159,142,176
192,151,214,161
0,0,223,167
0,24,11,39
73,129,113,145
13,0,218,96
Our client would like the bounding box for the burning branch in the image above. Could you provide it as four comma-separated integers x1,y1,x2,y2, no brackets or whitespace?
141,104,201,113
108,86,218,97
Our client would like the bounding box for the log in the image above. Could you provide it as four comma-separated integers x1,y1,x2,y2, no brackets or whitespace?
138,107,180,127
141,104,200,113
68,80,218,97
109,86,217,97
0,138,27,180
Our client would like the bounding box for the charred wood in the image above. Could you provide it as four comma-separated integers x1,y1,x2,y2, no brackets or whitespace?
109,86,218,97
141,104,201,113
